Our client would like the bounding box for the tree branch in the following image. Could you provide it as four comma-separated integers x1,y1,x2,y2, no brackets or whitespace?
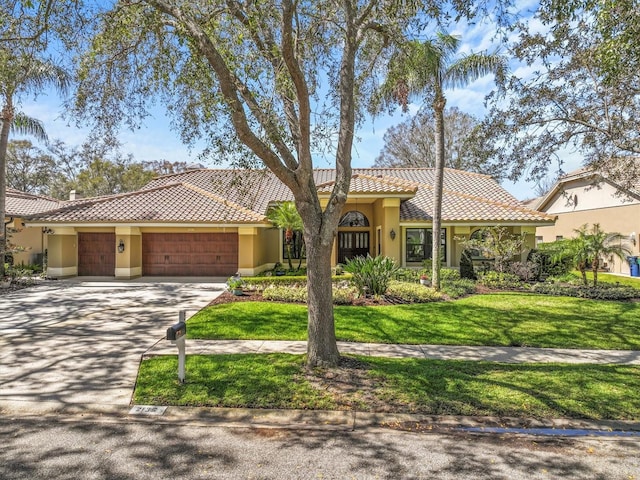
146,0,297,188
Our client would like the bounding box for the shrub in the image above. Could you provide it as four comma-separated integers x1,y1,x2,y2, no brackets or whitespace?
386,281,443,303
262,285,308,303
478,271,523,290
440,268,461,281
393,268,421,283
508,261,538,282
242,274,351,289
344,255,399,296
332,285,358,305
459,249,476,280
532,283,639,300
262,284,359,304
527,249,573,280
441,278,476,298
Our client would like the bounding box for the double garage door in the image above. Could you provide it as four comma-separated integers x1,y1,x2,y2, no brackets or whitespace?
142,232,238,276
78,232,238,277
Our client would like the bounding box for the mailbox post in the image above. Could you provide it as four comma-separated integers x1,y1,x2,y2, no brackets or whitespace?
166,311,187,383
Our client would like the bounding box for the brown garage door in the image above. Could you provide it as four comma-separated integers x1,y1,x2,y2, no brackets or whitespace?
142,233,238,276
78,232,116,276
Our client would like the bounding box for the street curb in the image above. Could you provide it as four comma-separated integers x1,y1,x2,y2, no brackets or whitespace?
3,402,640,436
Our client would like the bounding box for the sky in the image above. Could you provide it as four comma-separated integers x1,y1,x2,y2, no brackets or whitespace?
16,1,583,201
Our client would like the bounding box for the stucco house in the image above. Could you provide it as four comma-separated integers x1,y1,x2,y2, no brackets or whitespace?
534,168,640,275
24,168,555,279
5,188,62,267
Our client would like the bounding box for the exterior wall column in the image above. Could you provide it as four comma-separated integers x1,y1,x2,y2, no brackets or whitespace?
238,227,258,276
381,198,401,264
46,227,78,278
514,226,537,262
115,227,142,279
452,226,471,268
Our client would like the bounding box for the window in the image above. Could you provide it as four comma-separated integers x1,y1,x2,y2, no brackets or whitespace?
535,235,543,245
556,235,564,241
406,228,446,263
339,211,369,227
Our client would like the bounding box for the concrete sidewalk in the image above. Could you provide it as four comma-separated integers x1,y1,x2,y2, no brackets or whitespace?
145,339,640,364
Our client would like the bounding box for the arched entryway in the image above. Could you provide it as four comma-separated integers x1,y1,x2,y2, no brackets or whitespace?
337,211,370,264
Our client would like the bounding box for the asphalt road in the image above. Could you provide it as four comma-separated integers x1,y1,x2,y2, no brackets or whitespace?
2,414,639,480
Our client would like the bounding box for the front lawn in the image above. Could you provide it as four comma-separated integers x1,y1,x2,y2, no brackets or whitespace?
585,272,640,289
187,293,640,350
135,354,640,420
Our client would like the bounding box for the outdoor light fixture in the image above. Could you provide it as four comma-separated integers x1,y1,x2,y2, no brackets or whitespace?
631,232,637,246
390,229,396,240
118,239,125,253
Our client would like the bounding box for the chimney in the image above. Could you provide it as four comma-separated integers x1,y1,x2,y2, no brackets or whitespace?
69,190,83,201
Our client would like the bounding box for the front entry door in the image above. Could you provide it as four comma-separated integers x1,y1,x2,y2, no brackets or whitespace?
338,231,370,264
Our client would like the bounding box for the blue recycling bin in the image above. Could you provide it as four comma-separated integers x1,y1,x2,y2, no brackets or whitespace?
628,256,640,277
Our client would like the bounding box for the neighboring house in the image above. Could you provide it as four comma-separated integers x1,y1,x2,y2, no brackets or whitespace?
5,188,63,267
534,168,640,275
24,168,555,279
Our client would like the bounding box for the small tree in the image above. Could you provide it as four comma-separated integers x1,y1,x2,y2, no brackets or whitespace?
457,226,527,273
266,202,303,272
582,224,632,286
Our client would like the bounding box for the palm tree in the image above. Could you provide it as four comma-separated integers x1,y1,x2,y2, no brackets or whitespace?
557,227,592,286
583,223,632,286
554,224,632,286
378,33,506,290
266,201,303,271
0,53,70,276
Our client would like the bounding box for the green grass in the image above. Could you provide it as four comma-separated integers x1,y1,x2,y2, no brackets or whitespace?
187,293,640,349
135,354,640,420
586,271,640,288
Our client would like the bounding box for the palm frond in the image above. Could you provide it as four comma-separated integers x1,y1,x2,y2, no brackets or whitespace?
446,52,508,90
23,58,71,95
11,112,48,142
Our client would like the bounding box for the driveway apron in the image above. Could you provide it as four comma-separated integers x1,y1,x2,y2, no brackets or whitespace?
0,279,224,414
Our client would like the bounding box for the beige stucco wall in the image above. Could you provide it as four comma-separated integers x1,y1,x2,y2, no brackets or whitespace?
5,218,46,266
379,199,401,261
238,227,279,275
537,178,640,275
46,228,78,278
537,205,640,274
115,227,142,278
544,178,640,214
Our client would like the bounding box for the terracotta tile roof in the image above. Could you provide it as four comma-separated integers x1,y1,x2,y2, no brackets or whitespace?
317,173,419,195
28,167,553,225
6,188,63,217
30,183,267,223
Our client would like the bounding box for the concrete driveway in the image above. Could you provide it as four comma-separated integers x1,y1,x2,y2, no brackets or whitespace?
0,278,225,415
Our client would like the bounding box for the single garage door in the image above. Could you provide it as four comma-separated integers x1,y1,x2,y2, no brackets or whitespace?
78,232,116,276
142,232,238,276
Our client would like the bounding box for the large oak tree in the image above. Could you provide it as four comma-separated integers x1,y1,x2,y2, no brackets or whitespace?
72,1,511,366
